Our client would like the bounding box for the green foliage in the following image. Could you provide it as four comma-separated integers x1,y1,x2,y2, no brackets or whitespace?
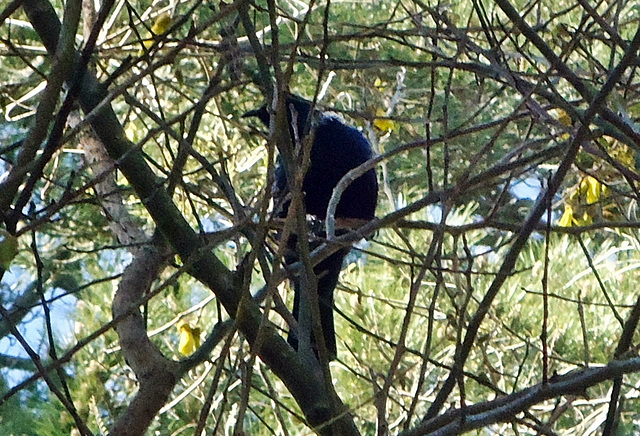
3,0,640,434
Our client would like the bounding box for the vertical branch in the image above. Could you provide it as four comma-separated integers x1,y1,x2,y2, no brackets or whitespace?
379,206,448,431
31,231,72,406
0,302,95,436
602,291,640,435
1,0,79,217
194,329,236,435
541,178,551,385
577,236,624,326
577,291,590,367
110,243,179,436
423,17,640,420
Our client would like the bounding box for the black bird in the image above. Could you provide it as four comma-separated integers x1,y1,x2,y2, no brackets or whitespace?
244,94,378,360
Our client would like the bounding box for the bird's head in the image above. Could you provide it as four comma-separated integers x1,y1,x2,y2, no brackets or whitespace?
242,94,313,136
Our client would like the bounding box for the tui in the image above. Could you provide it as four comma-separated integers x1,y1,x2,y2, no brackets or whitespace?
243,94,378,360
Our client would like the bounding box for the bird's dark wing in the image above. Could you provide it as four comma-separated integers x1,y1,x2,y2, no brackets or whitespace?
283,115,377,360
245,96,378,361
303,116,378,220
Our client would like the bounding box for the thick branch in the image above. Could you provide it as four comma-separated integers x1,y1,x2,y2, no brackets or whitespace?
400,357,640,436
110,245,177,436
22,0,358,433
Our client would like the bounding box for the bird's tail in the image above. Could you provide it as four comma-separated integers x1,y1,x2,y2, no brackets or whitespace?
288,247,350,361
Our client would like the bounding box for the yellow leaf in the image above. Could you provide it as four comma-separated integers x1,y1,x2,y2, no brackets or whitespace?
141,12,172,52
178,321,201,356
607,138,635,168
579,176,603,204
587,180,600,204
551,108,572,126
150,12,172,35
374,108,395,132
558,205,575,227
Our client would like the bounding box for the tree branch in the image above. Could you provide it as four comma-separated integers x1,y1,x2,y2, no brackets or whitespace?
400,356,640,436
21,0,359,433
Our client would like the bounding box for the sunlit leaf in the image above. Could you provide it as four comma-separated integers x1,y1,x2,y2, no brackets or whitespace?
558,204,575,227
579,176,604,205
141,12,173,52
373,108,395,132
150,12,172,36
178,321,201,356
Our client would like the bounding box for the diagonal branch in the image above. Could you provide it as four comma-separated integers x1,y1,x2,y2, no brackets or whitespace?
21,0,359,433
401,356,640,436
423,5,640,419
